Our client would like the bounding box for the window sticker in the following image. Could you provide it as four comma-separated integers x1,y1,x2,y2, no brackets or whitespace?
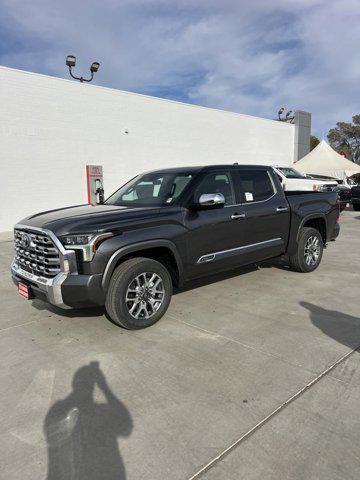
245,192,254,202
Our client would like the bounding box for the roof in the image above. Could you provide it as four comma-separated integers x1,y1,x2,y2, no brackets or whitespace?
0,66,290,127
295,140,360,179
144,164,274,175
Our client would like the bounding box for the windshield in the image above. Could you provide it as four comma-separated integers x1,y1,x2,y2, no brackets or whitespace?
278,167,305,179
105,172,194,206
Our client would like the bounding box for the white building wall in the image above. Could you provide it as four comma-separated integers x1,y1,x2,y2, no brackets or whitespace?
0,66,295,232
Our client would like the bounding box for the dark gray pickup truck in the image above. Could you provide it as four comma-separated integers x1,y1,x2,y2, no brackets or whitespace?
11,164,340,329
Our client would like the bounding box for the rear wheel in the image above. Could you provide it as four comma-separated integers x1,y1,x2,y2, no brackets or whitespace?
105,257,173,329
288,227,323,273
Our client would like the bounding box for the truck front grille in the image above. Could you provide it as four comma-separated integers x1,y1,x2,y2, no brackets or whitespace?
14,229,61,278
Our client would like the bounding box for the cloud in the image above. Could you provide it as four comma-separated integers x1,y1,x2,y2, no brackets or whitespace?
0,0,359,137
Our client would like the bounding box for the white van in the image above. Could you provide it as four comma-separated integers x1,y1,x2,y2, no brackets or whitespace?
273,166,338,192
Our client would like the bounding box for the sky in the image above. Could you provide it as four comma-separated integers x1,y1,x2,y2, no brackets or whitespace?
1,0,359,138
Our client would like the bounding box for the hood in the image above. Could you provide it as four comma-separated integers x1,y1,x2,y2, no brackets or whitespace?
311,179,338,186
18,204,163,237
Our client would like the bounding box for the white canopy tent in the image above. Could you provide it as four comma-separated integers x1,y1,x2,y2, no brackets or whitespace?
295,140,360,180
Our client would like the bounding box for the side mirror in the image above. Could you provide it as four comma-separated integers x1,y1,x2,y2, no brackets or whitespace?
191,193,225,210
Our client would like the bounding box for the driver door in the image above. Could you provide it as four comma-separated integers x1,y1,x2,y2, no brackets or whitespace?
183,170,246,278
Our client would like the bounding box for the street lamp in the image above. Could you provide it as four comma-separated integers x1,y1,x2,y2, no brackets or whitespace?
66,55,100,83
277,107,294,123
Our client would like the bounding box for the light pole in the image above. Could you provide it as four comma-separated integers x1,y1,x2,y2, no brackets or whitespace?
66,55,100,83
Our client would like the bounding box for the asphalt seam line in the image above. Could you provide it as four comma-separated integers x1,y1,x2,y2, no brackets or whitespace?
0,319,39,334
188,345,360,480
176,318,319,376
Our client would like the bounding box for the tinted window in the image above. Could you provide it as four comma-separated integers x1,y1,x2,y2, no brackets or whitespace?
106,172,193,206
194,172,235,205
238,170,275,203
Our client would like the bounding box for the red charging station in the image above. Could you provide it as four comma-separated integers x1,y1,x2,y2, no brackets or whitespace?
86,165,104,205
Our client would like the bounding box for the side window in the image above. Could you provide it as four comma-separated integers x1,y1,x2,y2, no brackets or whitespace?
170,175,193,200
194,172,235,205
238,170,275,203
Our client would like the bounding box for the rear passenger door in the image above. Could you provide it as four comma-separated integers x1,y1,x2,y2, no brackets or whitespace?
233,168,290,263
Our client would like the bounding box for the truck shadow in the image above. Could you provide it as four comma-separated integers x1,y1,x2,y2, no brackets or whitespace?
32,299,105,318
44,361,133,480
300,301,360,350
175,264,259,294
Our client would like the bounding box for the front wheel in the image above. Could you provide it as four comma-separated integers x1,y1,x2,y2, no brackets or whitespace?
105,257,173,329
353,204,360,211
288,227,323,273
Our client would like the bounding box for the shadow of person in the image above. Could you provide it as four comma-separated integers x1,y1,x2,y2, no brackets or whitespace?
300,301,360,350
44,362,133,480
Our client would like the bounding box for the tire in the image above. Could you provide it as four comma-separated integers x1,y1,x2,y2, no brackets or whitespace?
353,204,360,211
288,227,323,273
105,257,173,329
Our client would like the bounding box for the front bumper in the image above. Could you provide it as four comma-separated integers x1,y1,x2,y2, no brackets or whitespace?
11,262,105,309
12,262,70,308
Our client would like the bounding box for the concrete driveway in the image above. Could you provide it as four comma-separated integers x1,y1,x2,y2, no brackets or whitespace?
0,211,359,480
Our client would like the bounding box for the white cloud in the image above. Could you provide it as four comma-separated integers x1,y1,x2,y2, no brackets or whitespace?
0,0,359,137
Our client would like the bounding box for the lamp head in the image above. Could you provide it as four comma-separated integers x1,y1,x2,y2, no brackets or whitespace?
90,61,100,73
66,55,76,68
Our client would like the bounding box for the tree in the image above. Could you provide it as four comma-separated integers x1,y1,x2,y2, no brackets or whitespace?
310,135,320,151
327,115,360,164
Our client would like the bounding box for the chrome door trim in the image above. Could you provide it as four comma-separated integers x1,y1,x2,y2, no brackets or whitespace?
197,238,283,264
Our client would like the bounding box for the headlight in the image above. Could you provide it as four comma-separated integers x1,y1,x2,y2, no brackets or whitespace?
61,234,94,246
60,233,113,261
317,184,335,192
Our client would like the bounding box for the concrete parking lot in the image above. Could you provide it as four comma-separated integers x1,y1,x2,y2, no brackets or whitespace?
0,211,359,480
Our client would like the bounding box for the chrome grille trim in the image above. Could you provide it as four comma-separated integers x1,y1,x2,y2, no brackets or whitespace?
14,228,61,278
11,224,78,309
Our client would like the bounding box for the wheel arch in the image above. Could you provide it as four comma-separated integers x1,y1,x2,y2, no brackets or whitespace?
102,240,184,291
297,214,327,244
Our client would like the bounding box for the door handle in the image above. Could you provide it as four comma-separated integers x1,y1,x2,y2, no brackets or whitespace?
276,206,288,212
231,213,246,219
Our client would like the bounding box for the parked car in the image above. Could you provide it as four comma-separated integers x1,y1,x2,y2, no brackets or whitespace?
273,166,338,192
337,184,353,211
11,165,340,329
351,184,360,211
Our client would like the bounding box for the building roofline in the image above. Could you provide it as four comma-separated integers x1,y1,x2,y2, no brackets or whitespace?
0,65,293,127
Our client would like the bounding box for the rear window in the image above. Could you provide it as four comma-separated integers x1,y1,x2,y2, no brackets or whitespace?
278,167,305,179
238,170,275,203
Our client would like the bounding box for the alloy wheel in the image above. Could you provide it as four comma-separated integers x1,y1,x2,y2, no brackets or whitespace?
304,235,321,266
125,272,165,319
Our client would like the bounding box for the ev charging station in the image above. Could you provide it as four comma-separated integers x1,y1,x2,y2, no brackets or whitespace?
86,165,105,205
